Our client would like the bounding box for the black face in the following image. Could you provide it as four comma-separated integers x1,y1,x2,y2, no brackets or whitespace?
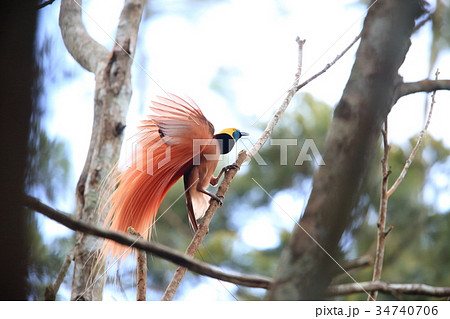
213,133,236,154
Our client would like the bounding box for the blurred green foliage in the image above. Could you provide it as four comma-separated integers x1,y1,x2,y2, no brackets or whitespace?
25,115,73,300
25,30,73,300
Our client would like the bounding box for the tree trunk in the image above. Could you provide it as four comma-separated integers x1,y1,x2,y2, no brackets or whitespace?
266,0,426,300
59,0,145,301
0,1,37,300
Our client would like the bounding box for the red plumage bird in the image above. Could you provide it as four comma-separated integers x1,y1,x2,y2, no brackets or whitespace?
100,93,247,261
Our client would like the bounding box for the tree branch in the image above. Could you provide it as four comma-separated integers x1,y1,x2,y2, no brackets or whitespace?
161,150,248,300
23,194,272,290
388,71,439,197
246,37,305,161
247,33,360,161
295,32,361,92
44,249,74,301
59,0,109,73
329,281,450,298
38,0,57,10
394,79,450,103
368,120,391,301
127,227,147,301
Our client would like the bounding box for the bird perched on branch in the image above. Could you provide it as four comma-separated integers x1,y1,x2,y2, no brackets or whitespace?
100,93,247,261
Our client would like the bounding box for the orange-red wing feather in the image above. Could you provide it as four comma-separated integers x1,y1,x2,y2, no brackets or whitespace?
100,93,215,262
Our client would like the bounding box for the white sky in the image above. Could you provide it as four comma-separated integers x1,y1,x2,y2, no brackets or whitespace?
37,0,449,300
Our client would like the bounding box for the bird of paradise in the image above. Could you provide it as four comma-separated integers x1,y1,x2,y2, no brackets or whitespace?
100,93,247,261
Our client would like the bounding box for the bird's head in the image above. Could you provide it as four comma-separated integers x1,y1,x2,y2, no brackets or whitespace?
213,128,249,154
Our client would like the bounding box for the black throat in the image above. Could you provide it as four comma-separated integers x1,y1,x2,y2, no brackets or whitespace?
213,133,235,154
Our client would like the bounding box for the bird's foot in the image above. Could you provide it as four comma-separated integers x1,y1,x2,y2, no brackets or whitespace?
210,194,224,207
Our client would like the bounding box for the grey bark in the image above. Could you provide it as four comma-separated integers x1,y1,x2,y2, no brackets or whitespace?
58,0,145,301
266,0,426,300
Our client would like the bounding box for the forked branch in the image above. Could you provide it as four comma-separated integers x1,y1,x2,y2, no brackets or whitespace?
369,69,439,301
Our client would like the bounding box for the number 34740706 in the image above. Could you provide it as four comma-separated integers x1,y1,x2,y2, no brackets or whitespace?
375,305,438,316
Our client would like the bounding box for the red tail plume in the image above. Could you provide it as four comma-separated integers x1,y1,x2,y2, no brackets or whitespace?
98,93,215,263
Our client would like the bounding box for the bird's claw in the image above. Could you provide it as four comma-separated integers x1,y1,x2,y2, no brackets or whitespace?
210,195,224,207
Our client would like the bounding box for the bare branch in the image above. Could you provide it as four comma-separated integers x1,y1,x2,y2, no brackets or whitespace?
127,227,147,301
246,38,305,161
388,70,439,197
59,0,109,73
44,249,74,301
368,120,391,301
295,33,361,92
247,33,360,163
369,70,439,300
394,79,450,103
23,194,272,290
162,151,248,300
38,0,57,10
160,33,360,299
329,281,450,298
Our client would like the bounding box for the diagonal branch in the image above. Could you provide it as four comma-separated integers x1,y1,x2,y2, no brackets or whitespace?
295,32,361,92
247,33,361,162
161,150,248,300
246,37,306,161
44,249,75,301
23,194,272,290
162,33,361,300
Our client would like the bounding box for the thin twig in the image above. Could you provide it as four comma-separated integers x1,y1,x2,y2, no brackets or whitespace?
387,69,439,197
368,120,391,301
247,33,361,162
127,227,147,301
246,38,305,161
295,32,361,92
